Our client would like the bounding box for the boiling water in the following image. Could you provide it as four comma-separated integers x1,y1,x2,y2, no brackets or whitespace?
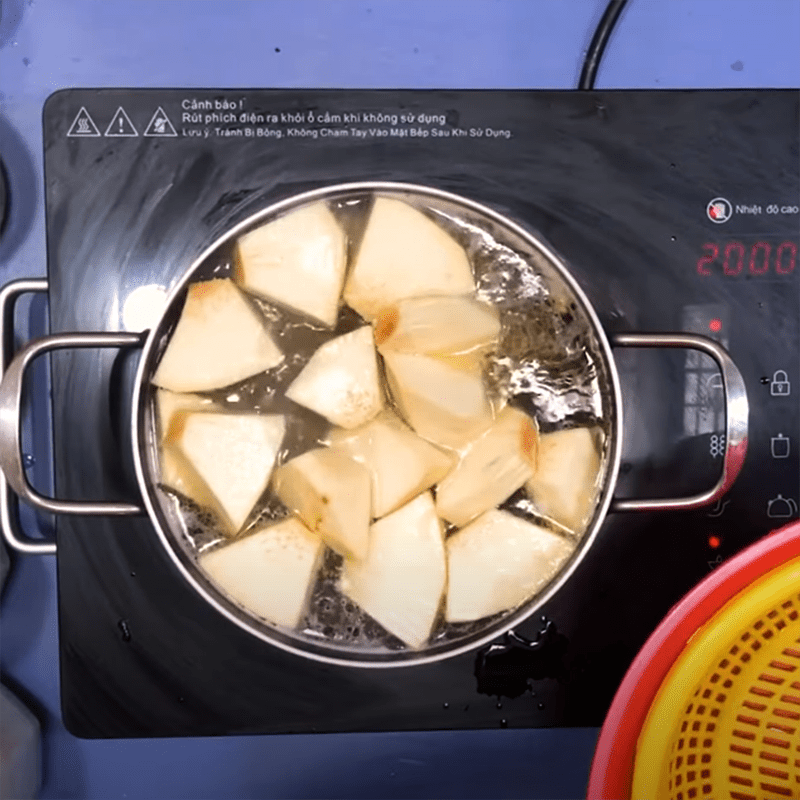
148,189,612,655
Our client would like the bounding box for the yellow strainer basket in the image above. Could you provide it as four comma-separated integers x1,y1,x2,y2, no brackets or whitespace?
633,556,800,799
588,523,800,800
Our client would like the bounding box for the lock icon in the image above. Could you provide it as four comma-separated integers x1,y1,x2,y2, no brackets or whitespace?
770,370,791,396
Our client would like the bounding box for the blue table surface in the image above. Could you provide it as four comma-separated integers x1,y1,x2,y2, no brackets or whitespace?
1,2,798,798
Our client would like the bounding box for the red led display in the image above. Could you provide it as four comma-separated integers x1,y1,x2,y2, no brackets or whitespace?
724,242,744,275
697,240,797,277
777,241,797,274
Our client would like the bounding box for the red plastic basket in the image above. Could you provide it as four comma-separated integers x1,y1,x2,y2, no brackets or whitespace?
587,520,800,799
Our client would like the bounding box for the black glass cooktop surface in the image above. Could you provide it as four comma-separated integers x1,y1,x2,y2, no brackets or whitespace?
43,89,799,737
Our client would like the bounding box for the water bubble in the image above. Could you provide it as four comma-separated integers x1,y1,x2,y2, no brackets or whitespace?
22,453,35,468
537,702,545,710
130,571,136,578
500,719,508,727
496,701,503,709
442,702,449,710
118,619,132,642
670,235,677,242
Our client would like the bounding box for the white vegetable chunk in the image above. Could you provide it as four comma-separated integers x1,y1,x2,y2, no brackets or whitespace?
285,326,383,429
328,411,454,519
153,278,283,393
200,517,323,628
374,295,500,356
446,509,573,622
343,197,475,321
382,350,494,449
173,411,286,534
156,389,217,436
273,447,372,561
436,406,538,527
235,202,347,327
340,492,446,649
525,426,602,532
155,389,217,498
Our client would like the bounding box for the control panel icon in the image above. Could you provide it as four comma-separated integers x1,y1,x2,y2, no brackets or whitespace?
766,494,798,519
771,434,790,459
706,498,730,518
706,197,732,224
709,433,725,458
770,370,791,396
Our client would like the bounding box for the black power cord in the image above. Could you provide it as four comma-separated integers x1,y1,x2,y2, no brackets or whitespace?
578,0,630,90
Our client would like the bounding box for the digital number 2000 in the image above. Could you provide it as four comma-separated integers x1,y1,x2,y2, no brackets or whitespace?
697,241,797,276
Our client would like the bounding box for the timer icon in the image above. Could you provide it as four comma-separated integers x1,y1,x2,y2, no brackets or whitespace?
707,197,732,224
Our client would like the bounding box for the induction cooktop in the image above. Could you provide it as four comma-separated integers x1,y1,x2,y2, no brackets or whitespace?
40,89,798,738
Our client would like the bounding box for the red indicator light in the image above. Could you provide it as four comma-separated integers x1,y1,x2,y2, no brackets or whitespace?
708,535,721,549
708,318,722,333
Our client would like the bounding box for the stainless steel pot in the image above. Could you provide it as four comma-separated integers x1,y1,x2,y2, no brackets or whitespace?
0,182,749,667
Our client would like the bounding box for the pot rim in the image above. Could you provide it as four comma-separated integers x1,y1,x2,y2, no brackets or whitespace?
130,180,624,668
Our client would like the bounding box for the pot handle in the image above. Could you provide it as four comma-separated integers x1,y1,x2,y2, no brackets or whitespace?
0,279,145,555
610,332,748,513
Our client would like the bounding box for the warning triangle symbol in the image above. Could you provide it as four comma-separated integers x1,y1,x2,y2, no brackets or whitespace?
67,107,101,137
143,106,178,137
104,107,138,137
